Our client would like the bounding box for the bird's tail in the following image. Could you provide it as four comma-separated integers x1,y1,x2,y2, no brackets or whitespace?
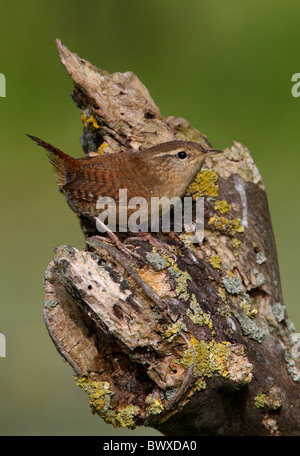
27,134,78,186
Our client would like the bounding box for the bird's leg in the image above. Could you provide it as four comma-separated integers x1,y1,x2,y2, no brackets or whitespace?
124,231,176,259
89,217,142,260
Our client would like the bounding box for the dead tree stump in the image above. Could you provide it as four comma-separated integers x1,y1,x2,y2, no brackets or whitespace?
43,39,300,436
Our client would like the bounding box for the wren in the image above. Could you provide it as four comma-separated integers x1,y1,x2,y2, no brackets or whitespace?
28,135,222,257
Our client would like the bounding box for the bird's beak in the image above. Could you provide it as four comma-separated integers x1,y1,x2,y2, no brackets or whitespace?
203,148,223,156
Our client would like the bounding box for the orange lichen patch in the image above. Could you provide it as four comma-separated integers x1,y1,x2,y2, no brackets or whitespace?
97,142,109,155
208,215,244,236
139,266,174,297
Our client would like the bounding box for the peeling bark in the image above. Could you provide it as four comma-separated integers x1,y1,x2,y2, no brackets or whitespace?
43,39,300,436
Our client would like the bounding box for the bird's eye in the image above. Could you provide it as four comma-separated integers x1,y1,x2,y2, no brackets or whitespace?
177,151,187,159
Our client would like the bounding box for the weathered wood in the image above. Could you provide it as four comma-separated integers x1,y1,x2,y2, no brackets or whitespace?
43,39,300,435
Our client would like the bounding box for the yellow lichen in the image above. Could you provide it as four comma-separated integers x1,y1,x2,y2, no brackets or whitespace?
254,393,268,409
208,215,244,236
74,375,140,429
74,377,113,414
232,237,241,249
112,405,140,428
214,199,232,214
239,295,257,318
97,142,109,155
81,112,101,132
145,395,164,415
181,337,231,390
232,237,242,256
162,319,187,342
254,388,282,411
217,287,227,303
208,255,222,269
195,378,207,391
178,233,198,252
187,169,219,199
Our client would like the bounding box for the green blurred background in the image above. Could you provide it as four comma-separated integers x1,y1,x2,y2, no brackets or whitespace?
1,0,299,436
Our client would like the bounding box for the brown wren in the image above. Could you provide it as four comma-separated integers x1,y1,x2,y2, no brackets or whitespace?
28,135,222,257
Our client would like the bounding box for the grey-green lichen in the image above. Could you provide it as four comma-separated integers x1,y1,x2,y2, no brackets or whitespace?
272,302,286,323
187,294,214,333
222,274,244,295
180,337,231,390
256,251,267,265
256,273,266,287
168,263,192,301
222,269,266,295
285,351,300,382
251,268,266,288
234,311,266,343
74,375,140,428
44,298,58,309
146,251,169,271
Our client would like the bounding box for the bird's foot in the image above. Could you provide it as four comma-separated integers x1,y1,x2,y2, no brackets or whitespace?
90,218,142,260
